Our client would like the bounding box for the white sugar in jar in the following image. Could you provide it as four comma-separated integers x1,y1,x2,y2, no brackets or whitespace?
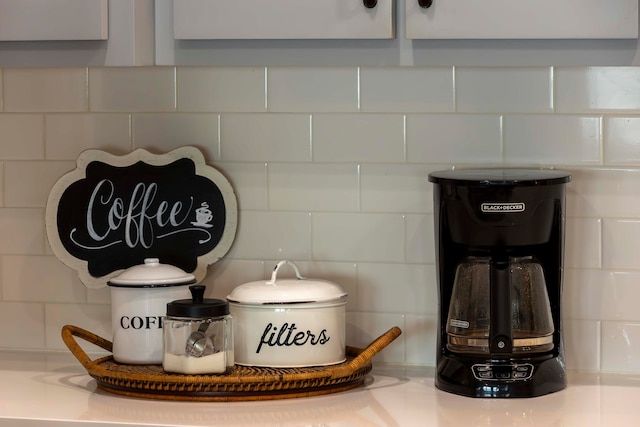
163,285,233,374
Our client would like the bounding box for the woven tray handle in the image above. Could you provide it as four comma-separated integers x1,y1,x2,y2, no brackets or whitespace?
344,326,402,372
61,324,113,370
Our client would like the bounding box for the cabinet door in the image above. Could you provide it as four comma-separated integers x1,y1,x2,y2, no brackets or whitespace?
406,0,639,39
0,0,108,41
173,0,394,39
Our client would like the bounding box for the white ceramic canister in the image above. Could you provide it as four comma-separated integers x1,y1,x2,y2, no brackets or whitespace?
227,260,347,367
108,258,194,364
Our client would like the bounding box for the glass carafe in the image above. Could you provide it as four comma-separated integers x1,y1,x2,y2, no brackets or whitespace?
446,256,555,355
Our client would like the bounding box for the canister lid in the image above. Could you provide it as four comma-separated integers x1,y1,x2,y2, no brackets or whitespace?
167,285,229,317
227,260,347,304
107,258,196,288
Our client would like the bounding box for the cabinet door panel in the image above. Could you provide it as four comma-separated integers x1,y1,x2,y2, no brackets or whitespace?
406,0,639,39
0,0,108,41
173,0,394,39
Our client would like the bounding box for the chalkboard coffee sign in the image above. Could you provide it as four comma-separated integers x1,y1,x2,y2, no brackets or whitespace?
46,147,237,288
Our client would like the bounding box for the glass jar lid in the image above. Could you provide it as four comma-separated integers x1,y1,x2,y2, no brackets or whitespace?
167,285,229,318
227,260,347,304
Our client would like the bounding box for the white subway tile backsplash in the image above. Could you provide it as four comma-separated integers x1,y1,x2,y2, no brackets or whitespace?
504,115,602,164
3,161,75,207
229,211,311,260
200,259,266,300
346,312,405,364
313,114,404,162
267,67,358,112
406,114,502,164
563,319,601,372
312,213,404,263
565,217,602,269
0,162,3,207
3,68,87,112
44,303,110,351
215,162,269,211
89,67,176,112
45,114,131,160
456,67,552,113
602,219,640,270
356,263,436,314
567,168,640,219
86,286,110,305
563,269,640,321
564,269,607,321
1,64,640,371
269,163,359,212
601,321,640,374
220,114,310,162
177,67,266,112
404,314,437,366
0,114,44,160
2,256,85,303
360,67,454,113
556,67,640,113
604,117,640,165
0,302,45,349
0,208,45,255
132,113,218,160
405,214,435,265
601,271,639,322
360,164,433,213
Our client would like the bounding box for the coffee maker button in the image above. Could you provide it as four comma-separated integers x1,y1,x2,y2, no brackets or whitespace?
478,371,494,379
495,372,511,379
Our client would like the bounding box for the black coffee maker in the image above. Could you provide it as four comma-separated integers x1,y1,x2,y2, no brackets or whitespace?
428,168,571,398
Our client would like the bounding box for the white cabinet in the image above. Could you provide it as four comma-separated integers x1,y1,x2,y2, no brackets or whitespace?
0,0,154,66
406,0,639,39
0,0,108,41
172,0,395,39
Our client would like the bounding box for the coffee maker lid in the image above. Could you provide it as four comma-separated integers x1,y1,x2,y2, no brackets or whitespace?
428,168,571,187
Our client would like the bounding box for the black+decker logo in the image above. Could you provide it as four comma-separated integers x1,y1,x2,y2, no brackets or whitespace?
481,202,525,213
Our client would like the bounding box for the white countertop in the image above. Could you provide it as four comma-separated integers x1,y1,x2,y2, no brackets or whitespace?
2,350,640,427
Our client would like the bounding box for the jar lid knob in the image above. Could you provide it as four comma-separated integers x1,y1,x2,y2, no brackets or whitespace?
190,285,205,304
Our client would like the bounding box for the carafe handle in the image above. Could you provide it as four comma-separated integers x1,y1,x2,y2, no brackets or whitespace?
490,259,513,354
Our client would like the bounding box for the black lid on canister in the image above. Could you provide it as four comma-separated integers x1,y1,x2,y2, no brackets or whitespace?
166,285,229,318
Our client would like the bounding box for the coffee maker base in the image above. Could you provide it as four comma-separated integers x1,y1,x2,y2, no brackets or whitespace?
436,353,567,398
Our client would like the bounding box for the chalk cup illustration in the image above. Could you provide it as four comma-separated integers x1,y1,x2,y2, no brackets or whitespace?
192,202,214,228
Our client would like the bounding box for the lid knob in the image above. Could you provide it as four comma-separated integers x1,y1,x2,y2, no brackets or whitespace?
190,285,205,304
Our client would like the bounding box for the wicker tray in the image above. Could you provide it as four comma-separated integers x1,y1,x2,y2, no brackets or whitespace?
61,324,402,402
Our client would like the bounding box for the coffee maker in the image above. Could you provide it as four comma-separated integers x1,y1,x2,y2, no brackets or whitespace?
428,168,571,398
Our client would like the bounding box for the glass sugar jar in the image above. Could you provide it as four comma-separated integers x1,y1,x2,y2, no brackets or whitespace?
163,285,233,374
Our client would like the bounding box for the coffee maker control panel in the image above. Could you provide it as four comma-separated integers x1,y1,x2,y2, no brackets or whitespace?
471,363,534,381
